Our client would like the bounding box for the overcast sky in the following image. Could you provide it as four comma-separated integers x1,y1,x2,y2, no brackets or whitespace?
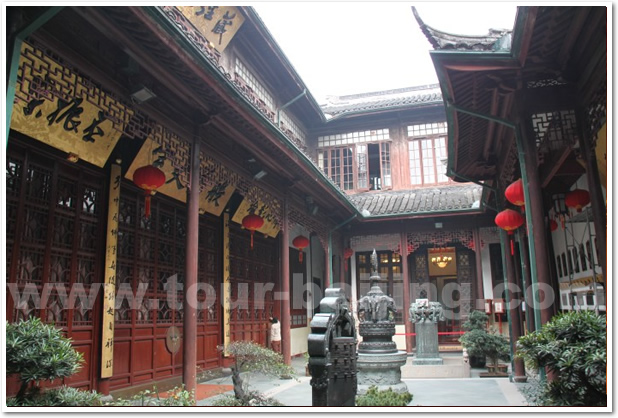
254,2,518,103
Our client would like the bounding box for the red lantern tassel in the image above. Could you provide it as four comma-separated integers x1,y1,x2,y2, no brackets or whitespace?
299,250,303,264
144,194,152,218
510,238,514,256
250,231,254,250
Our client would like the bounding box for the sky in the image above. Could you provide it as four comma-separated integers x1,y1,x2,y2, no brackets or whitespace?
253,2,518,103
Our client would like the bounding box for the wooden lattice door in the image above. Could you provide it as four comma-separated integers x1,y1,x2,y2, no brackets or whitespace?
228,222,279,346
110,186,222,390
6,140,104,395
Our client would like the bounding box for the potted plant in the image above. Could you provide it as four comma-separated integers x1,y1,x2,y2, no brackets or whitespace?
459,311,511,374
459,311,488,368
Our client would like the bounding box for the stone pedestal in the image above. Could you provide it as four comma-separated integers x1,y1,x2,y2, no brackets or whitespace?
356,250,409,396
357,351,408,394
412,321,443,365
409,300,445,366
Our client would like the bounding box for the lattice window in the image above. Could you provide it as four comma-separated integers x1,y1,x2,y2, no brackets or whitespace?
318,128,389,147
279,111,307,147
408,135,449,186
531,110,579,154
407,122,448,137
234,58,275,111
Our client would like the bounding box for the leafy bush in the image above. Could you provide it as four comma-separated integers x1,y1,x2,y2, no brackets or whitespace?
356,386,412,406
459,311,510,367
6,318,84,400
158,386,195,406
103,386,195,406
516,310,606,406
462,310,489,331
219,340,295,402
211,391,284,406
7,386,102,406
459,329,510,367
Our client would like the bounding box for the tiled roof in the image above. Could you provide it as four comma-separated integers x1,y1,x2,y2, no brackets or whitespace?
349,184,483,217
321,85,443,117
412,6,512,52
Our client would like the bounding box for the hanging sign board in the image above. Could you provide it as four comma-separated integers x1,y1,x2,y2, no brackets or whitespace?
10,42,130,167
223,212,231,353
126,137,234,216
232,197,280,238
177,6,245,53
101,163,121,378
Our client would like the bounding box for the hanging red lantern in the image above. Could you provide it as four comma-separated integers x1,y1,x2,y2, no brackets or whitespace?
505,178,525,212
495,209,525,255
343,247,354,271
550,219,558,232
242,213,264,250
565,189,590,213
292,235,310,263
133,165,166,218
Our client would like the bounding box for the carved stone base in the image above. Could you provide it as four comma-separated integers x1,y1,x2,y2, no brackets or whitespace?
356,351,408,395
412,357,443,365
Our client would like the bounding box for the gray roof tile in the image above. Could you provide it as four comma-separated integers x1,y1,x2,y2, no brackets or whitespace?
349,184,482,217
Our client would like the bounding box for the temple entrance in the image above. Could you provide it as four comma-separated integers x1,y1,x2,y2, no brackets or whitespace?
429,276,461,345
410,245,476,350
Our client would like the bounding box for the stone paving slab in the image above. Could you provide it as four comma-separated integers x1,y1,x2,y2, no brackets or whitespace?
196,355,528,407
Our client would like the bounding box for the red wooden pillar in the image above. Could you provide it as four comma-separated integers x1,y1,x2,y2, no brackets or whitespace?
502,231,527,382
183,133,200,395
473,228,484,310
280,197,291,365
515,94,555,326
400,231,412,353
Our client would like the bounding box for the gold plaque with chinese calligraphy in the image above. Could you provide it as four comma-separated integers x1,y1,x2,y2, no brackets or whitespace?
101,164,121,378
10,90,124,169
201,182,235,217
232,197,280,238
126,137,188,203
127,137,235,215
177,6,245,52
10,43,128,168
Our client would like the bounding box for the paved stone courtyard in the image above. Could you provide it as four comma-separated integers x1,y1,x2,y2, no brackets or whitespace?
196,354,528,407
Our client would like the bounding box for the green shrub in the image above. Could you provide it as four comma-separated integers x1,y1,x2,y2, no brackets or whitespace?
211,391,284,406
7,386,102,406
516,310,606,406
459,328,510,367
6,318,84,400
103,386,195,406
356,386,412,406
219,340,295,402
462,310,489,331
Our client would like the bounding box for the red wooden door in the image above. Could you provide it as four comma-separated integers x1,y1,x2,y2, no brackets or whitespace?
111,188,222,390
228,222,279,346
6,140,103,395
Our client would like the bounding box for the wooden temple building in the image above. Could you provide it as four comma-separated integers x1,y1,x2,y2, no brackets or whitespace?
5,6,607,395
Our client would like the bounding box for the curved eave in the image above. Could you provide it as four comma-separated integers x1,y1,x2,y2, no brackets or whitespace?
429,7,534,182
323,100,444,123
145,7,361,217
360,207,485,222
